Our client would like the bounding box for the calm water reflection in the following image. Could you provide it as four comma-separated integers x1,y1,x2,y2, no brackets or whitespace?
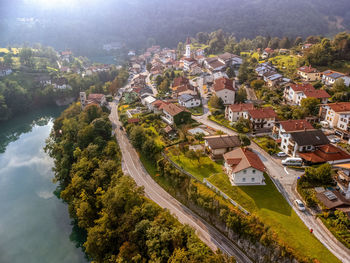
0,108,87,263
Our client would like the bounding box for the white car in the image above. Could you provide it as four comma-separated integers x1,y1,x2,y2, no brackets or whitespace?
276,151,287,157
294,199,306,211
328,137,340,144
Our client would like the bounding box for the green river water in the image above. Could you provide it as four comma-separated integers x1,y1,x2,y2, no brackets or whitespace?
0,107,87,263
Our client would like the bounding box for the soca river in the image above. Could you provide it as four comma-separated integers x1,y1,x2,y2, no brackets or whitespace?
0,107,87,263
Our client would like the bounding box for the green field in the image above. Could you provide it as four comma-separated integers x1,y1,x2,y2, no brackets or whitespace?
166,147,340,262
252,136,280,155
167,147,222,181
269,55,300,72
208,172,340,263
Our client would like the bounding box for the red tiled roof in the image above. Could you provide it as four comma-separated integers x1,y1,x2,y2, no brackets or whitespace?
224,147,266,173
298,66,318,73
279,119,314,132
152,100,169,110
304,89,330,99
248,107,277,119
214,77,235,92
289,83,330,99
326,102,350,113
299,144,350,163
228,103,255,112
290,83,314,92
128,118,140,124
264,48,274,53
173,76,189,87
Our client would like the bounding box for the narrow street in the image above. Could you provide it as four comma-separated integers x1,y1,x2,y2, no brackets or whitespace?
192,115,350,263
109,101,253,263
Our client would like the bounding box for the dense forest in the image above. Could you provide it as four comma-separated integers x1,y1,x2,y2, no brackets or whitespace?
1,0,350,52
44,103,235,263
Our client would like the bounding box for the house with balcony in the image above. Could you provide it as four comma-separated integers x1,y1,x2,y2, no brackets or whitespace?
297,66,320,82
223,147,266,186
225,103,255,123
247,107,277,132
283,83,330,105
273,119,315,155
319,102,350,139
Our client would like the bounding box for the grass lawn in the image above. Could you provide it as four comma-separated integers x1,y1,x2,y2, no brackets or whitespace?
188,106,203,116
208,172,340,263
208,114,237,132
252,136,280,155
269,55,300,72
167,148,223,181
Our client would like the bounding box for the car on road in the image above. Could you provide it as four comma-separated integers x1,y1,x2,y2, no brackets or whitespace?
294,199,306,211
281,157,303,166
276,151,287,157
327,135,341,144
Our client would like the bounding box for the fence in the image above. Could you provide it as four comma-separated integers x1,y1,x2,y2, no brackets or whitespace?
161,152,250,215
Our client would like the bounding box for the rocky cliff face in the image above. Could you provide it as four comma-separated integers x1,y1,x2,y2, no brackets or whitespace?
185,200,298,263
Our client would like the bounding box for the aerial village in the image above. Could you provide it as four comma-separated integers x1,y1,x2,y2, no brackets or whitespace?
113,35,350,242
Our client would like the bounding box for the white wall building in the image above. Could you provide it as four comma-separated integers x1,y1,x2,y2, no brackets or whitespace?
223,147,266,185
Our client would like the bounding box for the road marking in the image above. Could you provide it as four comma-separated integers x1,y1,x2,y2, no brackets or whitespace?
284,167,289,174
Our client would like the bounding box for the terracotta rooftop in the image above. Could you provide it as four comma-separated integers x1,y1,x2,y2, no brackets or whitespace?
248,107,277,119
173,76,189,87
298,65,318,73
299,144,350,163
227,103,255,112
279,119,315,132
128,118,140,124
326,102,350,113
213,77,236,92
289,83,330,99
224,147,266,173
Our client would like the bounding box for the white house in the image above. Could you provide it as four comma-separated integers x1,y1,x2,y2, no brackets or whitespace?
0,66,13,77
225,103,254,122
223,147,266,185
213,77,236,105
283,83,330,106
53,77,70,90
322,70,350,86
178,94,201,108
273,119,315,155
297,66,320,82
319,102,350,139
247,107,277,131
142,95,156,110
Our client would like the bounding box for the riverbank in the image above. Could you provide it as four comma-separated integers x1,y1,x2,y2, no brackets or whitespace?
0,107,87,263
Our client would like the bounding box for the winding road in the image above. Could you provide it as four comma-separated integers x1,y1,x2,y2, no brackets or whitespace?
109,101,253,263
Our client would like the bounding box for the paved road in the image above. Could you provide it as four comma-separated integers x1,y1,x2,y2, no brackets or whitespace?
192,115,350,263
109,101,253,263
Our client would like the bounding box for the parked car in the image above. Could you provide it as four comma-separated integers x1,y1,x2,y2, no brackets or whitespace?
328,135,340,144
294,199,306,211
276,151,287,157
282,157,303,166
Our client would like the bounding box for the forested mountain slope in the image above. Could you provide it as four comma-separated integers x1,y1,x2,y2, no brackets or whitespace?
1,0,350,51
